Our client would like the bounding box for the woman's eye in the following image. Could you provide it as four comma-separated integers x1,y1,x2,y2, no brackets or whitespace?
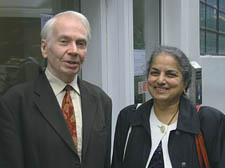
150,71,159,76
167,73,177,78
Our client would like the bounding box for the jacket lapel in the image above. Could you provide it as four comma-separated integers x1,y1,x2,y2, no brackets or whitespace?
78,79,98,160
130,100,153,136
33,73,77,155
177,95,200,134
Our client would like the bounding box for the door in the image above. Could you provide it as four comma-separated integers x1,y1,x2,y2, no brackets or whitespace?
133,0,161,103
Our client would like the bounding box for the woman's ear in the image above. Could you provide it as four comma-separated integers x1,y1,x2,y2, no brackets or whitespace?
183,84,188,93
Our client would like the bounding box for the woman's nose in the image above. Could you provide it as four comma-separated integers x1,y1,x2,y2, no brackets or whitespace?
157,74,166,84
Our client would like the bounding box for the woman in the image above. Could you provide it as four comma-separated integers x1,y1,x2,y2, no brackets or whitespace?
111,46,225,168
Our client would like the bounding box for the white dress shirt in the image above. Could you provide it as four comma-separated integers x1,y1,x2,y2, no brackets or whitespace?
45,69,83,160
145,107,177,168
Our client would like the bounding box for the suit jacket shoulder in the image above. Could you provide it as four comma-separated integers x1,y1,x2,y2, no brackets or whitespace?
78,79,112,104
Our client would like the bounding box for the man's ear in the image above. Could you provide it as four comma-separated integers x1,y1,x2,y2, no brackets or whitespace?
41,39,48,59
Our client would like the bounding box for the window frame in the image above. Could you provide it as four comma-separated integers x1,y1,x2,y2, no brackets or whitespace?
200,0,225,56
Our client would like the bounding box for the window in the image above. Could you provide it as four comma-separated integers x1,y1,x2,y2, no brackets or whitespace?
0,0,80,95
200,0,225,55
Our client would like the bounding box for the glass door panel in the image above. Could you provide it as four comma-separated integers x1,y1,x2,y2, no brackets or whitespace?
133,0,161,103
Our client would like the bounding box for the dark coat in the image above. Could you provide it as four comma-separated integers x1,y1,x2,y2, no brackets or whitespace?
111,96,225,168
0,72,112,168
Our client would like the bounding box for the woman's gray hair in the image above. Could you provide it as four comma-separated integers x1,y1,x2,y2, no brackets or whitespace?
41,11,91,46
147,46,192,91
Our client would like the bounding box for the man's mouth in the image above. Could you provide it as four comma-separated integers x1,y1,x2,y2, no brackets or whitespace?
66,61,77,64
64,61,79,68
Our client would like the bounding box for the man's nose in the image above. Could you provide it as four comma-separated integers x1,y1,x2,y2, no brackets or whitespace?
68,42,78,54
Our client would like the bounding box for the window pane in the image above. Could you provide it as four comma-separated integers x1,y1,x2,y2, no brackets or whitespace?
133,0,160,103
200,3,206,28
200,30,206,53
220,0,225,11
133,0,146,104
219,35,225,54
206,6,217,30
133,0,145,49
206,32,217,53
219,12,225,32
0,17,42,94
207,0,217,6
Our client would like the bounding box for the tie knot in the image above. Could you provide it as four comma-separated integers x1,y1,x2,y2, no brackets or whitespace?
64,85,73,91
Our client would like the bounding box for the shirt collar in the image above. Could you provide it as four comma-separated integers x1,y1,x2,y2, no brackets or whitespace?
45,68,80,96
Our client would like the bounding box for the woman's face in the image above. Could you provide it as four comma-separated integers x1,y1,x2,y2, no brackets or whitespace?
147,54,186,105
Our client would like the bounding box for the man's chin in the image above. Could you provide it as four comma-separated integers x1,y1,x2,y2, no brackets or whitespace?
66,69,80,77
64,66,79,72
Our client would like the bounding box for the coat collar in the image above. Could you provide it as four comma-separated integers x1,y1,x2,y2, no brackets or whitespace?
177,95,200,134
77,78,98,160
129,100,153,135
33,73,98,159
33,72,78,155
130,95,200,135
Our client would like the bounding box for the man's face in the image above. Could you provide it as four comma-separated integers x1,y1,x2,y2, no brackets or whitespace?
41,15,88,83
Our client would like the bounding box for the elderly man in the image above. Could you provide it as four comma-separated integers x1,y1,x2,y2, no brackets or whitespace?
0,11,112,168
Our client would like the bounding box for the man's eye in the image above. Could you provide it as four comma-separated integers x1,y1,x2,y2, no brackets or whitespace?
76,41,87,49
60,40,68,45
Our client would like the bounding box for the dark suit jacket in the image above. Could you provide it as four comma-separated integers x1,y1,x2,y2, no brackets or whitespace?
0,72,112,168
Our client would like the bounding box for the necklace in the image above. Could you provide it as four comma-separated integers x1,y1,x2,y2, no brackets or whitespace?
157,110,178,133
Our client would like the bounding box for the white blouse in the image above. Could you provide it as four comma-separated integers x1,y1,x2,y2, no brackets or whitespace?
145,107,177,168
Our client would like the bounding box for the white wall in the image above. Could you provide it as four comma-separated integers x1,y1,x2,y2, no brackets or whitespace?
81,0,134,148
81,0,104,88
162,0,182,49
162,0,225,113
201,57,225,112
162,0,200,62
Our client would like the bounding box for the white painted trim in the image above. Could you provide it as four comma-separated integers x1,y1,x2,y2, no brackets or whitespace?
106,0,134,108
161,0,165,45
100,0,109,92
81,1,134,139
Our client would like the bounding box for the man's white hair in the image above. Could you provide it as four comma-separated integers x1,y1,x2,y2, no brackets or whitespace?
41,11,91,46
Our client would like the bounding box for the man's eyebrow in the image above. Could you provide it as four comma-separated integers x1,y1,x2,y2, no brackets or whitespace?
57,35,87,41
57,35,70,40
76,38,87,41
